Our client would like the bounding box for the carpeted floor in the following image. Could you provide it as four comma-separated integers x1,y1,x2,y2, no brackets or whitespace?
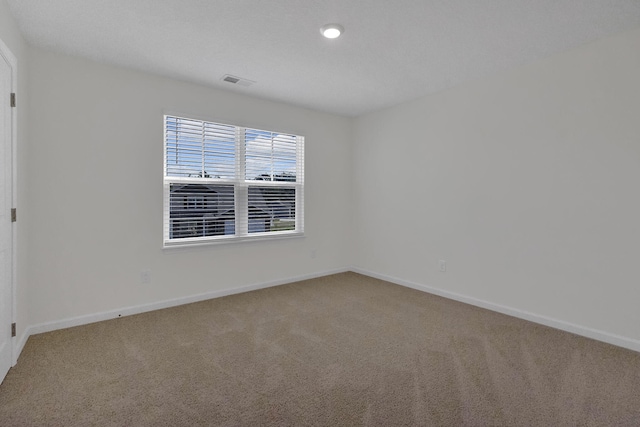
1,272,640,426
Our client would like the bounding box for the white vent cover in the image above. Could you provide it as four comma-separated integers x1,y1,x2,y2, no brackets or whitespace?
221,74,255,87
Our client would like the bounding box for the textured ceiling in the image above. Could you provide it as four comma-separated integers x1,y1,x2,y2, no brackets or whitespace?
7,0,640,117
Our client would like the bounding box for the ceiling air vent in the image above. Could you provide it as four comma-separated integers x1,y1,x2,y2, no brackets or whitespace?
221,74,255,87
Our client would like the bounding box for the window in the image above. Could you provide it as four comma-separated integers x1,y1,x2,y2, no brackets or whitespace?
163,115,304,247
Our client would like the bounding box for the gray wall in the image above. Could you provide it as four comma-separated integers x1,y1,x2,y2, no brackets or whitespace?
353,27,640,348
26,48,353,328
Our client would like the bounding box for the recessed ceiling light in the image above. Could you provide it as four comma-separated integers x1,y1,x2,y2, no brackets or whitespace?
320,24,344,39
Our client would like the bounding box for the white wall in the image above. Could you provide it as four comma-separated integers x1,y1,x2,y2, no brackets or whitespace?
353,27,640,346
0,0,29,350
26,48,352,327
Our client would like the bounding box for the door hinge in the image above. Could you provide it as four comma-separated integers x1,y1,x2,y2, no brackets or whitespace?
11,323,16,337
11,208,16,222
10,93,16,108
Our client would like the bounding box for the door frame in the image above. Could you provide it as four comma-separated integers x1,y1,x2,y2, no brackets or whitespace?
0,35,18,367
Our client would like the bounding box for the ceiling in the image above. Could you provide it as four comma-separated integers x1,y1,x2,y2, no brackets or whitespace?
7,0,640,117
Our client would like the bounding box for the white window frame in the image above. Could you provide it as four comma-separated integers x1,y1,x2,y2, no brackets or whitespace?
163,115,304,248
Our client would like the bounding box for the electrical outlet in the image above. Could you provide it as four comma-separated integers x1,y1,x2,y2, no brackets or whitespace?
310,249,317,259
140,269,151,284
438,260,447,272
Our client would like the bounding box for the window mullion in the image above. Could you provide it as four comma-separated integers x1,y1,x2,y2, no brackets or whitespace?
201,121,205,177
270,133,274,181
236,127,248,236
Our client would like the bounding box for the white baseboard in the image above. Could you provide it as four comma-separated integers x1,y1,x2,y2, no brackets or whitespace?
15,267,349,362
351,267,640,353
15,266,639,363
14,330,29,366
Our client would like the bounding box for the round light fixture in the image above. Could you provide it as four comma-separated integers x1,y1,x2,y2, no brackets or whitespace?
320,24,344,39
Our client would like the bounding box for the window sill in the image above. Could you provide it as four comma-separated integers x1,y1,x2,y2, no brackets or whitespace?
162,231,305,250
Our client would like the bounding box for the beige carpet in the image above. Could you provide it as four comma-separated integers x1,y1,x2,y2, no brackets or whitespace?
1,272,640,426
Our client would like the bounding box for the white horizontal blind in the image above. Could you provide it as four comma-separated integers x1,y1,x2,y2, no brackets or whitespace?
165,117,237,178
164,115,304,246
168,183,236,239
238,128,304,235
246,187,296,233
245,129,298,182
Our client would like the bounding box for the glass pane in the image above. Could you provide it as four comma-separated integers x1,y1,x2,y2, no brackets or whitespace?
245,129,297,182
248,187,296,233
165,117,236,178
169,184,235,239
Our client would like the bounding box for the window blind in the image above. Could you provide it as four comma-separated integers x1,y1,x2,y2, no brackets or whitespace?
165,117,237,179
245,129,299,182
